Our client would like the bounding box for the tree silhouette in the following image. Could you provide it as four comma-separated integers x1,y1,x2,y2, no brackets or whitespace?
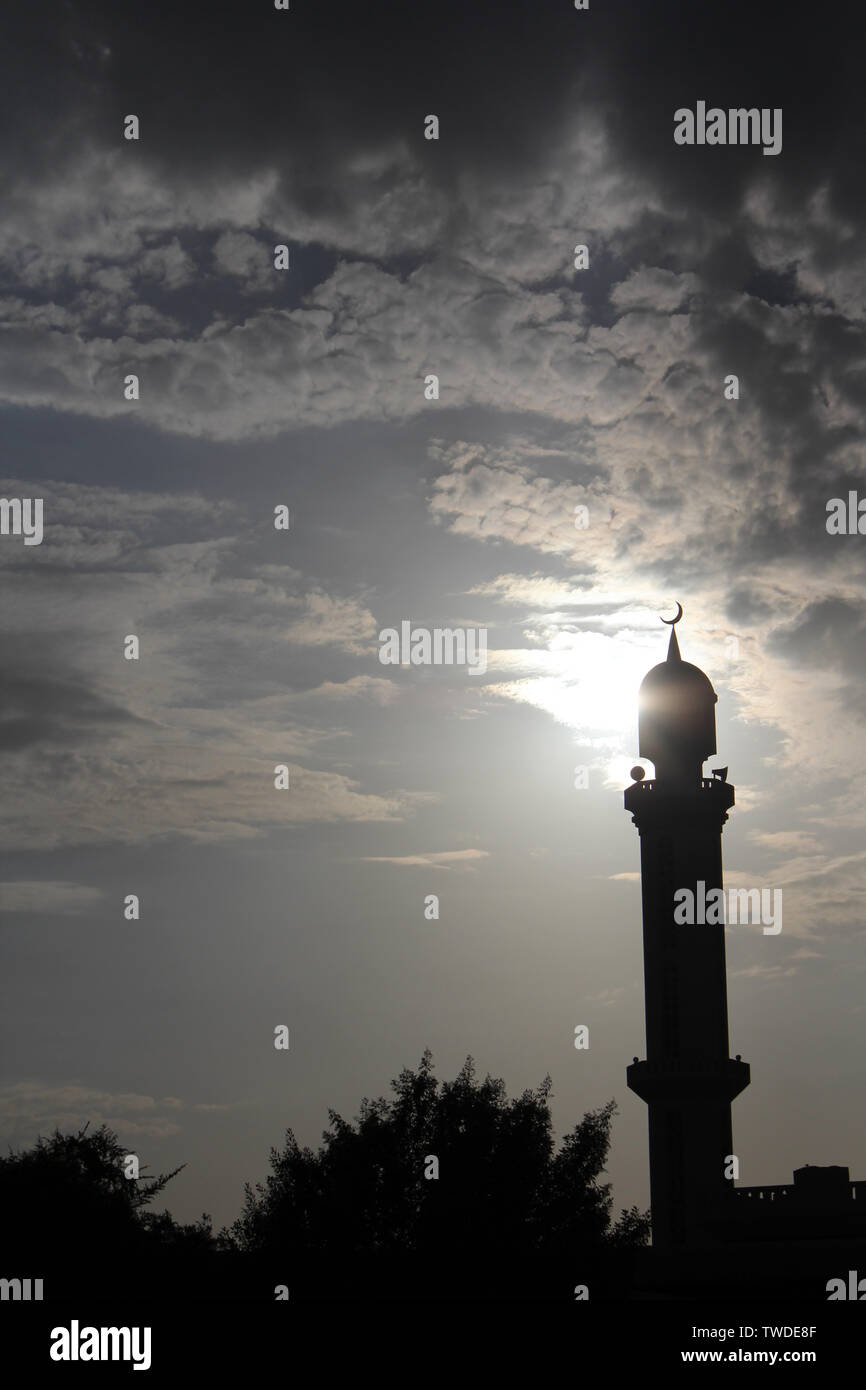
0,1059,649,1300
229,1051,649,1297
0,1123,214,1298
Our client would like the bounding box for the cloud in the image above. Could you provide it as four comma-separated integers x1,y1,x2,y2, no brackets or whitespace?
361,849,489,870
428,444,596,560
282,589,378,651
211,231,274,291
0,480,414,849
729,964,800,983
0,1082,187,1142
610,267,700,314
0,754,416,852
747,830,823,855
0,255,587,440
300,676,401,706
1,0,865,940
0,881,104,915
469,574,616,608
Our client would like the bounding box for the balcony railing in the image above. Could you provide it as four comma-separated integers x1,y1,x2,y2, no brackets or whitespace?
626,777,730,794
733,1185,793,1202
735,1182,861,1203
624,775,735,820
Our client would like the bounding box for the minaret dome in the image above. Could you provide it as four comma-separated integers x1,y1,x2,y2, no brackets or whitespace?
638,605,717,782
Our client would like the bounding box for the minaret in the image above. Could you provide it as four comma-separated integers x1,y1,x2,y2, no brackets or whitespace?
625,607,749,1252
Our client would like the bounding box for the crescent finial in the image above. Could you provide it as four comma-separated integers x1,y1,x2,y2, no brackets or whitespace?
661,601,683,626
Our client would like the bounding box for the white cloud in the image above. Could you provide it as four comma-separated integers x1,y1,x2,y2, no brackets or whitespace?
361,849,489,869
610,267,700,314
302,675,401,705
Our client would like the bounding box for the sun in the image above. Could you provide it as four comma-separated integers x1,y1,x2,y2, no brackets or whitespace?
487,620,660,783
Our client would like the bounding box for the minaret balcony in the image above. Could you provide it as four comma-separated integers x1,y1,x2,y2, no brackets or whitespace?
624,775,735,824
627,1055,750,1104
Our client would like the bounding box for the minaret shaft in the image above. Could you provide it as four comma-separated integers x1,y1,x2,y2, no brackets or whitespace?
638,796,730,1062
625,612,749,1252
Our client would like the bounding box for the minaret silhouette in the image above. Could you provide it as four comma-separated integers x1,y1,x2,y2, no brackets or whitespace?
625,608,749,1251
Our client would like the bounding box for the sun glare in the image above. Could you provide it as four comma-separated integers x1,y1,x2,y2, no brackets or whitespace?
489,621,662,783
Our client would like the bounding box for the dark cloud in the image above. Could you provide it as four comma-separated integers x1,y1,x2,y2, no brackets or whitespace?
4,0,862,225
769,596,866,683
2,0,584,193
0,659,144,750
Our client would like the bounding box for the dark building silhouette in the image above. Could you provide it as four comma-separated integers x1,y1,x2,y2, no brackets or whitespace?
624,609,866,1297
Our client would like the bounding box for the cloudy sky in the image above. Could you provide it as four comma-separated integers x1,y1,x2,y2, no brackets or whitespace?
2,0,866,1231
